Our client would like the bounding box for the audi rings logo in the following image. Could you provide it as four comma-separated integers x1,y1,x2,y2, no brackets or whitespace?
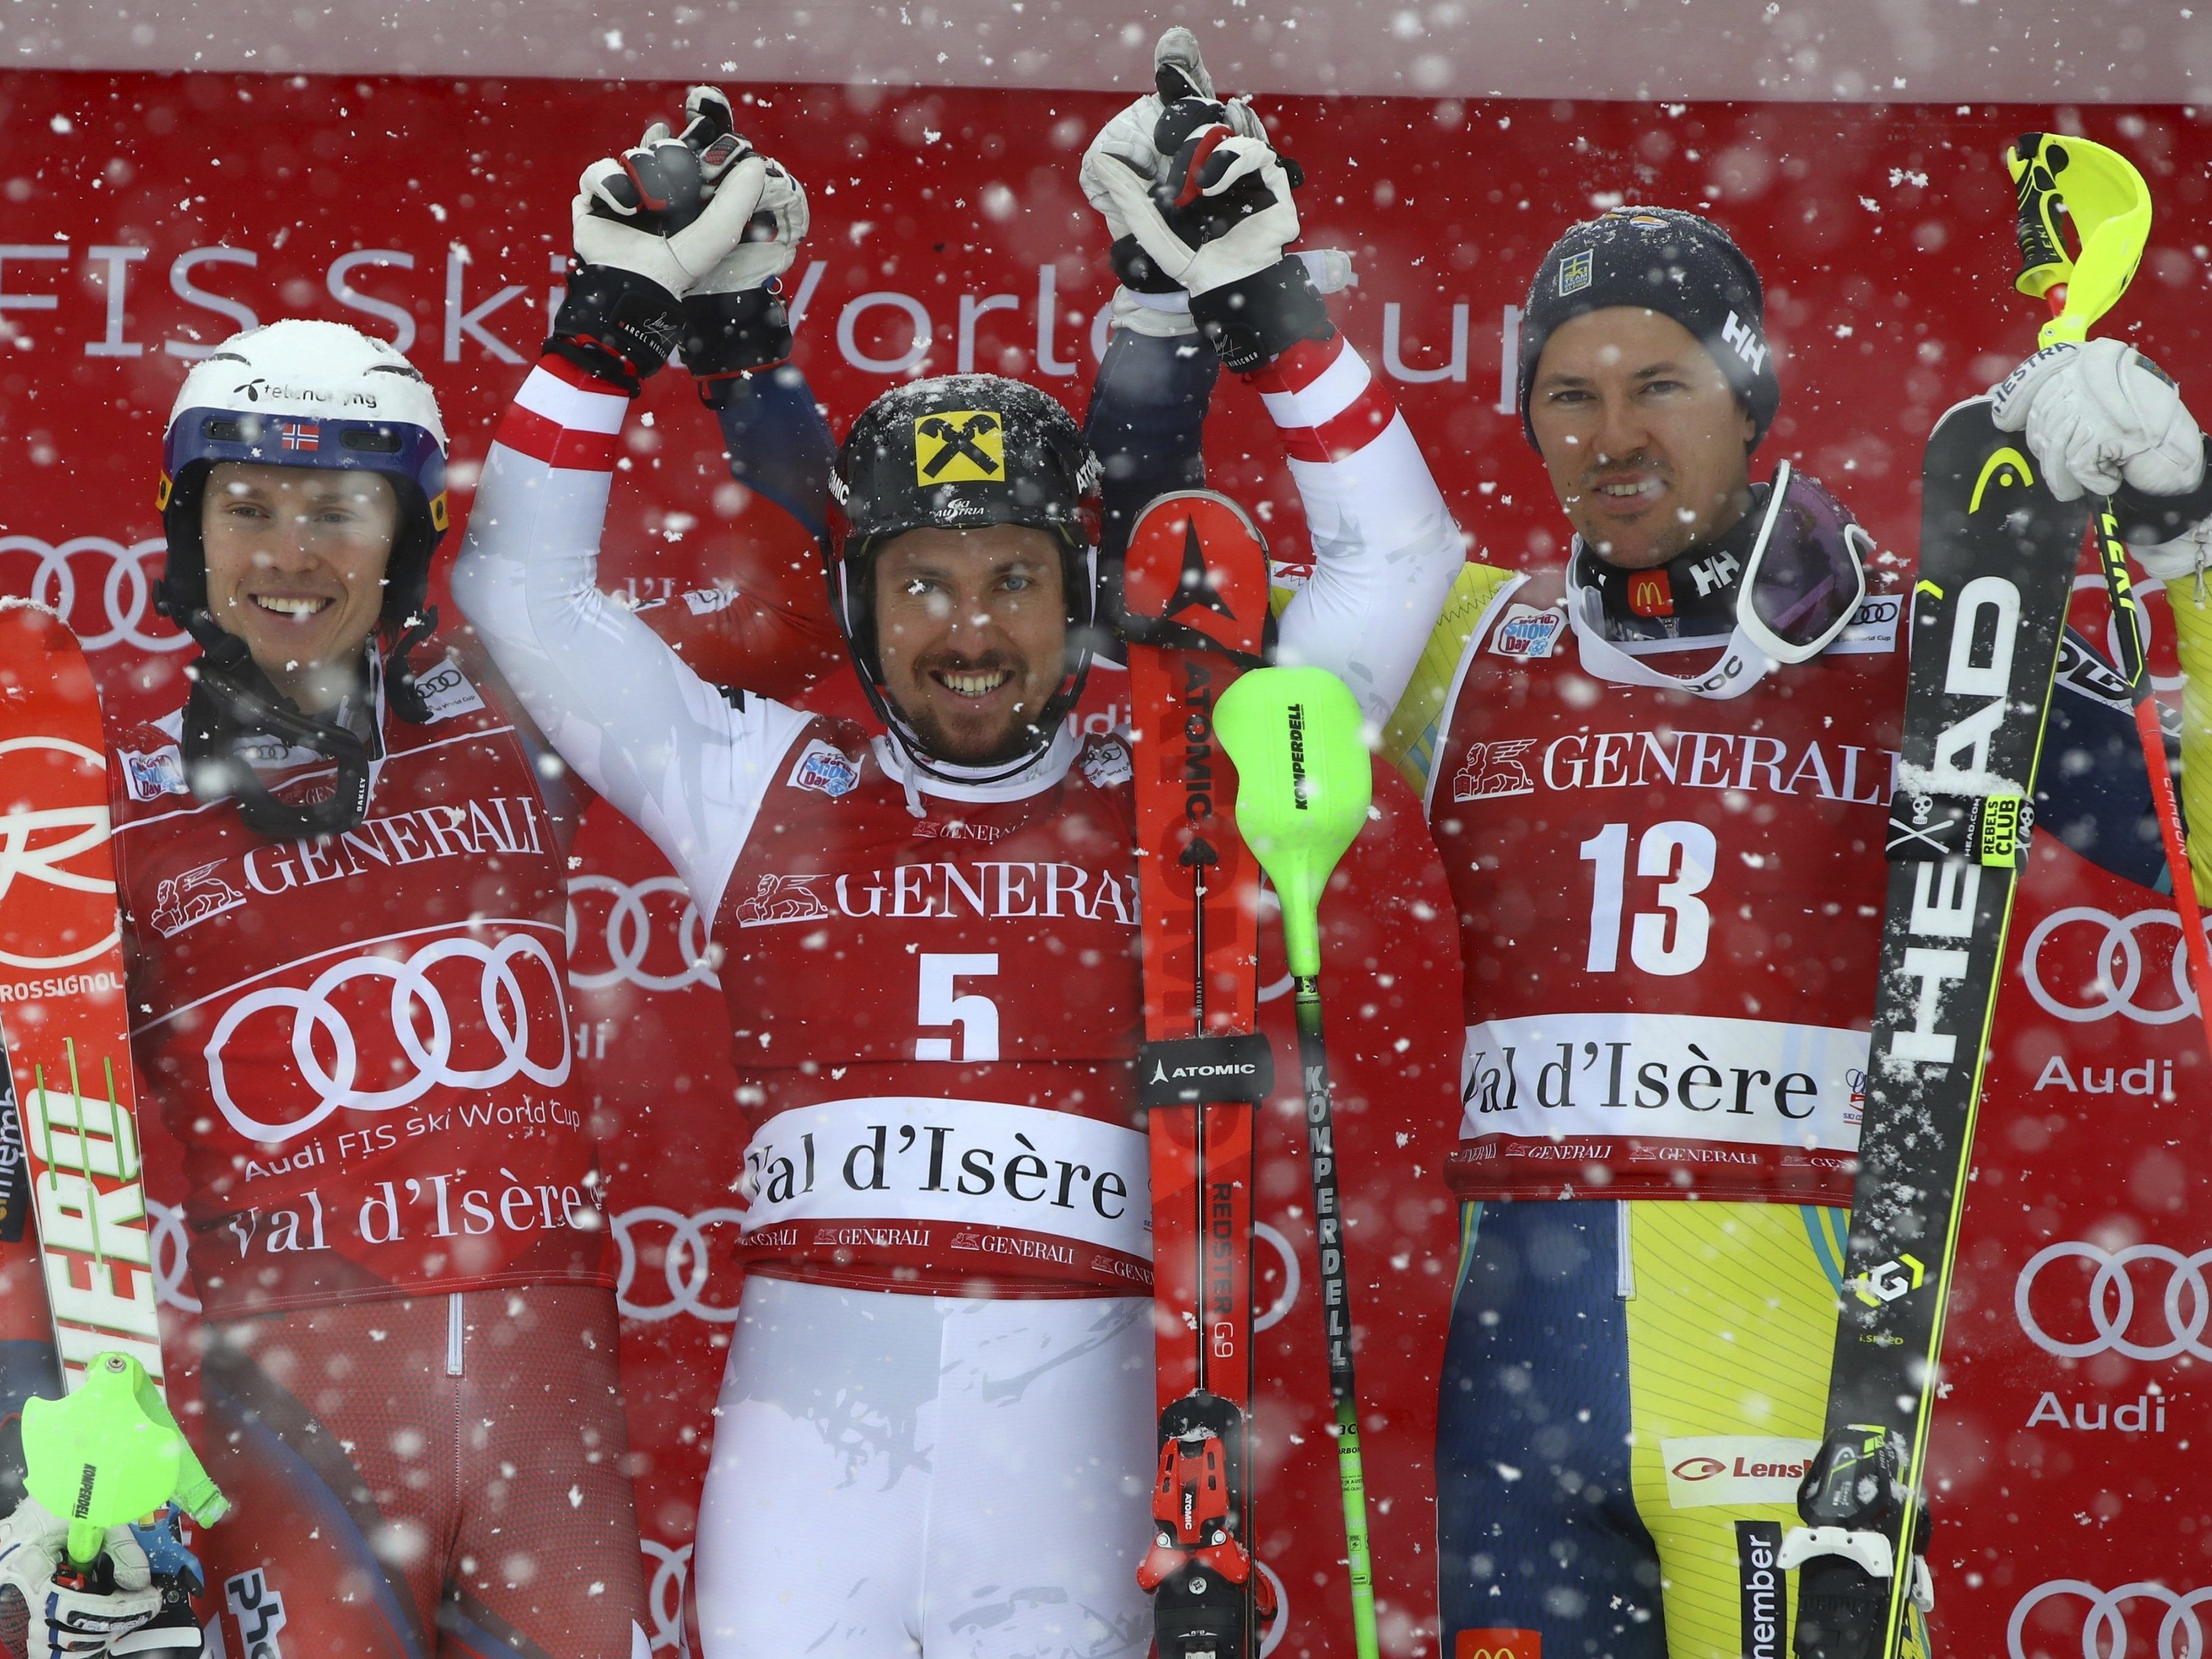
566,875,720,994
204,935,572,1142
612,1204,744,1324
146,1198,201,1314
640,1540,691,1653
0,536,185,653
1253,1221,1300,1334
2010,1579,2212,1659
2015,1240,2212,1362
2024,905,2209,1025
0,736,119,971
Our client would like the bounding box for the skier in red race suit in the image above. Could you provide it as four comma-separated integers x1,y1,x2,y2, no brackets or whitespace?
62,314,653,1659
453,84,1463,1657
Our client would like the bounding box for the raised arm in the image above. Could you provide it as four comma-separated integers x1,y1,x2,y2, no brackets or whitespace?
451,92,819,904
452,358,810,902
1081,79,1463,729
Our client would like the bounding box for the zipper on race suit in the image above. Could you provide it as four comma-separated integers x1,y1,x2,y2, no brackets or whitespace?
447,1291,465,1377
1615,1201,1636,1301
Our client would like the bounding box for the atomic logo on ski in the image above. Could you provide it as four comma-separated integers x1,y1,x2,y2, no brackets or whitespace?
1168,519,1238,622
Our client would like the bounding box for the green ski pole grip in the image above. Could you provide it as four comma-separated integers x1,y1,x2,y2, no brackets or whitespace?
1215,666,1373,978
21,1352,230,1568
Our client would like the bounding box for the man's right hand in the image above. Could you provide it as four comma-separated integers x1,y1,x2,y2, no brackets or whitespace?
0,1496,163,1657
549,87,775,393
1078,27,1346,373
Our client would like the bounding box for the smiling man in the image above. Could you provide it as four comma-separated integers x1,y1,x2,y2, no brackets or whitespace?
61,318,656,1659
453,83,1463,1656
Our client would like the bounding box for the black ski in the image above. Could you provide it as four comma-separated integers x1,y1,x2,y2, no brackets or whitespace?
1791,130,2152,1659
1787,399,2084,1659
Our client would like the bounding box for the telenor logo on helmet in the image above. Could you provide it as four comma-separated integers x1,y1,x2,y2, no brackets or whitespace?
914,411,1006,483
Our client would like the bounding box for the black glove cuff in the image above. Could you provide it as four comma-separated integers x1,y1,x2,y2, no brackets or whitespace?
681,288,795,398
2113,435,2212,546
1111,233,1186,296
548,261,683,394
1189,257,1334,377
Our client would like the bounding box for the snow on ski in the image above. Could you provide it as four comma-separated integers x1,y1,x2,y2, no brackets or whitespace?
1790,132,2152,1659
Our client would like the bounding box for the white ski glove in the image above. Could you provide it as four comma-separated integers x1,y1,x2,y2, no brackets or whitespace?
1088,130,1300,302
1990,337,2207,503
0,1496,162,1655
661,86,811,389
1079,26,1350,347
1080,27,1261,339
572,150,767,302
550,91,770,391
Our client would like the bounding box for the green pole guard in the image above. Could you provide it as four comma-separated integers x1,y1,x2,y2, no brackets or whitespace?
21,1353,229,1568
1215,666,1373,979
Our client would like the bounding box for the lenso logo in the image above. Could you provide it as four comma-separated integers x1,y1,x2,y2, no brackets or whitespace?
1660,1437,1818,1510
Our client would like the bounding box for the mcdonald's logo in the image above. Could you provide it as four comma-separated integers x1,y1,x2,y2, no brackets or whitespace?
1456,1630,1540,1659
1627,569,1673,618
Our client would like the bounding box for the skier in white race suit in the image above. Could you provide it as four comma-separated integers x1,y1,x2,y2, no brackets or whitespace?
452,82,1463,1658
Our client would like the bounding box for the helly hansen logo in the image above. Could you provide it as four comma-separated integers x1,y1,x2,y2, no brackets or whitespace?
1685,548,1741,600
914,411,1005,483
1736,1521,1785,1659
1722,311,1768,373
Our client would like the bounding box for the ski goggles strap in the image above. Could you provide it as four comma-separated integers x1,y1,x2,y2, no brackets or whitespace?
1736,460,1871,666
179,615,380,841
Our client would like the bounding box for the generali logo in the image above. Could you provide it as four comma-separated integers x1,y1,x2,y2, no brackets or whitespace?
1660,1435,1818,1510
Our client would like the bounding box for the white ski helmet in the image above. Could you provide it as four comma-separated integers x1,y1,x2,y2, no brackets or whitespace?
156,318,450,630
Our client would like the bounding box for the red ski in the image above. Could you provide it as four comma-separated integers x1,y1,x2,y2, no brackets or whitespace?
1118,492,1278,1659
0,600,168,1393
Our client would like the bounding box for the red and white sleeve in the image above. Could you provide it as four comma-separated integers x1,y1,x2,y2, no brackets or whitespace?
1254,337,1467,725
491,354,631,472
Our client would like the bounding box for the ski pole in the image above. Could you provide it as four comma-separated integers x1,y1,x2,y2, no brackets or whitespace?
1215,665,1380,1659
2005,133,2212,1064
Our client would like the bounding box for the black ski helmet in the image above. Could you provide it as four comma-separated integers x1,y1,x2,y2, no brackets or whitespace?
1517,206,1780,452
828,374,1103,780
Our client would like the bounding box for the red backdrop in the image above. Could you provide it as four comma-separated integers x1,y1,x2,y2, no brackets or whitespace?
3,69,2210,1659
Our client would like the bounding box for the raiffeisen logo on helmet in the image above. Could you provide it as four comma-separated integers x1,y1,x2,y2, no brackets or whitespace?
229,377,380,410
912,411,1006,483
